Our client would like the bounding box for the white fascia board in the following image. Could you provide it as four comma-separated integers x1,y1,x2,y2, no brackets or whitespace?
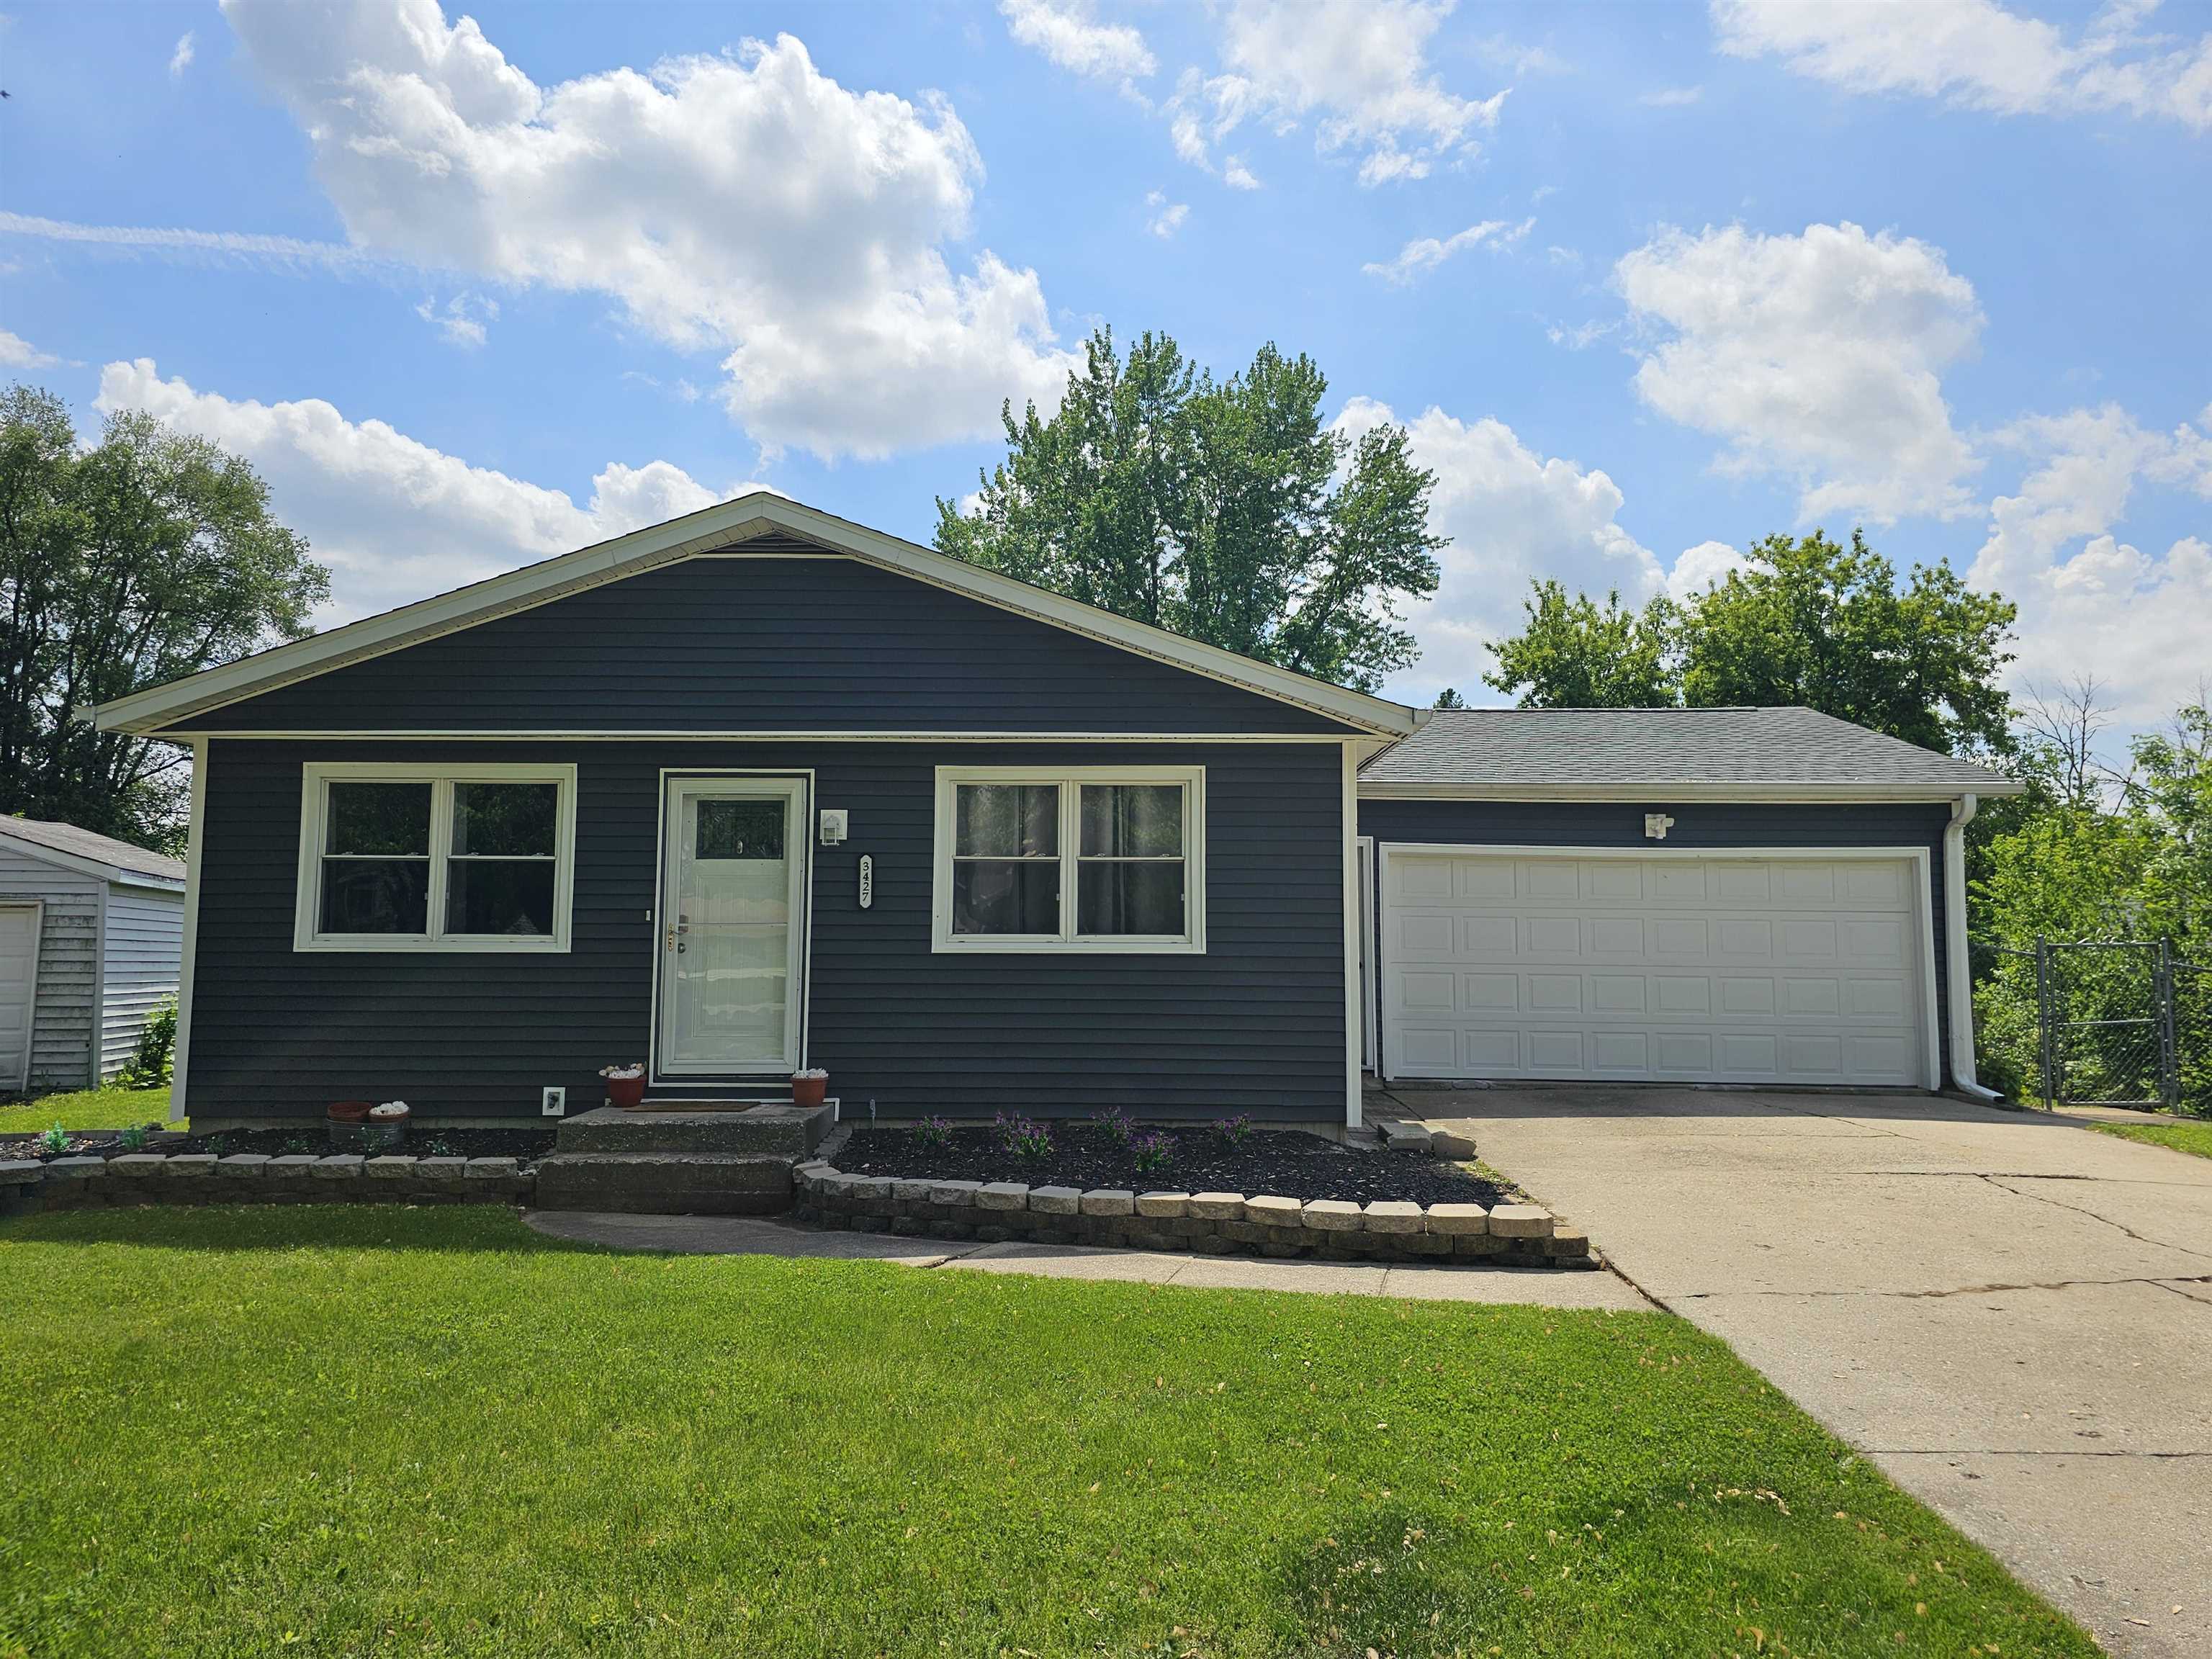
91,493,1418,739
1356,780,2028,803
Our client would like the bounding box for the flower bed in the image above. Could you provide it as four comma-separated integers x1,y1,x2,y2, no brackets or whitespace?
833,1120,1511,1208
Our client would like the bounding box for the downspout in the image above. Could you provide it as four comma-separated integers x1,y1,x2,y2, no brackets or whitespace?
1943,793,2002,1103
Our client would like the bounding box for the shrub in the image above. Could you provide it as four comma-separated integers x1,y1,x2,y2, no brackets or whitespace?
37,1123,67,1154
1130,1130,1177,1172
1213,1114,1251,1146
994,1111,1053,1159
913,1115,955,1148
118,997,179,1088
118,1124,150,1152
1091,1106,1137,1146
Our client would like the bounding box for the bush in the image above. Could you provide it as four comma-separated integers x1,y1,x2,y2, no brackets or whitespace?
118,997,179,1088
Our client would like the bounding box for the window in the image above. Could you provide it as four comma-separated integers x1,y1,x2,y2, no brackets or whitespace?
295,764,577,952
932,767,1204,953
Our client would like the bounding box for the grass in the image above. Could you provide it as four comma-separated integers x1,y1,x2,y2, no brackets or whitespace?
2090,1115,2212,1160
0,1081,175,1135
0,1208,2092,1658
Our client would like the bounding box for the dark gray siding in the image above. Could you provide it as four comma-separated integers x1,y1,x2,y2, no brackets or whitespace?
1356,798,1957,1086
176,545,1356,736
188,739,1349,1122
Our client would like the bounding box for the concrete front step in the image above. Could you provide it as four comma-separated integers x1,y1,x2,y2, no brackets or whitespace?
556,1104,833,1158
532,1152,796,1215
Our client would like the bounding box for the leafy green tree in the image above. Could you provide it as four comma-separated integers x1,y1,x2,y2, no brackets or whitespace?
936,328,1442,692
1432,686,1466,709
1482,582,1676,709
0,386,328,850
1677,531,2016,755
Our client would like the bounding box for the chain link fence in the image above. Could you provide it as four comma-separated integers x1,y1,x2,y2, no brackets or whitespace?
1972,936,2208,1113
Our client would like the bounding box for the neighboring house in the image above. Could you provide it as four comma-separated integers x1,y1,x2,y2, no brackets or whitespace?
0,817,186,1093
1355,708,2023,1096
89,493,2021,1129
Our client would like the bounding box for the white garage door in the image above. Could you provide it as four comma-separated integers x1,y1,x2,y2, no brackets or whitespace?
0,904,40,1090
1381,850,1931,1087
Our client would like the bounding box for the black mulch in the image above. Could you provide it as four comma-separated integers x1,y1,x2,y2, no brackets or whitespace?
1,1125,557,1164
834,1123,1512,1208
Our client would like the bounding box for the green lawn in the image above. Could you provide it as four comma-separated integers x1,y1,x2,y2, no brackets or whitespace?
2091,1115,2212,1160
0,1081,174,1136
0,1208,2092,1658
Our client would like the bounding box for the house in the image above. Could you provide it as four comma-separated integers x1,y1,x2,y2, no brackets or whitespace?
0,817,186,1093
90,493,2022,1129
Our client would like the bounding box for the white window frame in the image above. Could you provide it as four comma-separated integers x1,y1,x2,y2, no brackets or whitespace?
293,761,578,953
931,765,1206,955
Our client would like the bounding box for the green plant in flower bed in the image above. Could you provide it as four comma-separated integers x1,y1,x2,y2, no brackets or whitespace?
117,1125,150,1153
36,1123,68,1154
1213,1113,1252,1146
912,1115,954,1148
994,1110,1053,1159
1092,1105,1137,1146
1130,1128,1177,1172
0,1206,2092,1658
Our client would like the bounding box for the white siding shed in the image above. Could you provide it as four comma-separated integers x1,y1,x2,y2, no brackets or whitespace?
0,819,186,1092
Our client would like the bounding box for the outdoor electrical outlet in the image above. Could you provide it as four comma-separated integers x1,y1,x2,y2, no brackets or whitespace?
541,1086,567,1117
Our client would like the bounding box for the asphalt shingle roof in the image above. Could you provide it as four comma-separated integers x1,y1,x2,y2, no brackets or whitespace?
1358,706,2021,796
0,816,186,881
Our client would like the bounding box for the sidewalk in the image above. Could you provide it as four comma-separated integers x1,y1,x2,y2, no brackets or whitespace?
521,1208,1650,1310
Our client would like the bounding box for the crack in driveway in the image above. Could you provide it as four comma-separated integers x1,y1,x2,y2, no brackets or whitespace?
1983,1173,2212,1263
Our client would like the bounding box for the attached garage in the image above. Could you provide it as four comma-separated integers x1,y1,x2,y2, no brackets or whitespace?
1380,846,1935,1086
1358,708,2023,1095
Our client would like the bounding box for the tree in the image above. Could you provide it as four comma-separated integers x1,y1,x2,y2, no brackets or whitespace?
0,387,328,850
935,328,1442,692
1480,530,2017,757
1678,531,2016,755
1432,686,1466,709
1482,582,1676,709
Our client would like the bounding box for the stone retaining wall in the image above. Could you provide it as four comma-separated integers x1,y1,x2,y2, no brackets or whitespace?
791,1163,1593,1267
0,1152,535,1214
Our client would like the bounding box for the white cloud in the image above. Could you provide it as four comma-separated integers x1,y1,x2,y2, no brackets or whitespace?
1362,215,1532,284
999,0,1154,89
1143,191,1190,238
1615,221,1983,524
0,210,389,275
413,292,500,349
94,359,752,623
1713,0,2212,131
1970,403,2212,726
1639,84,1702,107
1170,0,1508,186
0,329,61,370
217,0,1078,460
1667,539,1750,599
169,31,197,78
1337,396,1663,701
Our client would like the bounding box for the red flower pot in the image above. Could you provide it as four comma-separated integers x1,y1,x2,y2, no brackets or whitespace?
328,1100,373,1124
791,1072,828,1110
605,1073,647,1110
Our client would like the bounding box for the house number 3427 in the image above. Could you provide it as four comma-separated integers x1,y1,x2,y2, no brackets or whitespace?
858,854,873,910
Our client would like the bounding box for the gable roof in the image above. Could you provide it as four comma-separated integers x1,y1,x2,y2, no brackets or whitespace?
1358,706,2026,801
0,816,186,886
90,493,1419,739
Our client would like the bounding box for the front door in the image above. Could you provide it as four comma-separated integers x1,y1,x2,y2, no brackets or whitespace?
656,776,807,1078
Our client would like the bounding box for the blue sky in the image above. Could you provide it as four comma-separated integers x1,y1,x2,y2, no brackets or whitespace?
4,0,2208,740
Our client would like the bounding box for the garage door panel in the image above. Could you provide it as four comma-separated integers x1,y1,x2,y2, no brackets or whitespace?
1382,852,1927,1085
1396,858,1453,899
0,906,37,1088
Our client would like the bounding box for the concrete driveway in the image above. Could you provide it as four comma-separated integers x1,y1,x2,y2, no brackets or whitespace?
1382,1084,2212,1659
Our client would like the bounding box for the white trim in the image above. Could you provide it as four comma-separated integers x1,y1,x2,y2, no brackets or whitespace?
90,494,1417,738
1341,745,1362,1128
291,762,577,953
930,765,1207,955
166,729,1353,745
1943,795,2000,1102
1357,781,2027,803
170,739,207,1121
0,899,45,1093
652,773,811,1082
1357,834,1377,1075
1374,842,1941,1092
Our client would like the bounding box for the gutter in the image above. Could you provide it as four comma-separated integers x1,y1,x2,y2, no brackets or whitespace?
1943,793,2002,1103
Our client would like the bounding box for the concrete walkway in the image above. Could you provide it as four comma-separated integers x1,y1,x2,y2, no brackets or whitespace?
521,1208,1649,1309
1382,1083,2212,1659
